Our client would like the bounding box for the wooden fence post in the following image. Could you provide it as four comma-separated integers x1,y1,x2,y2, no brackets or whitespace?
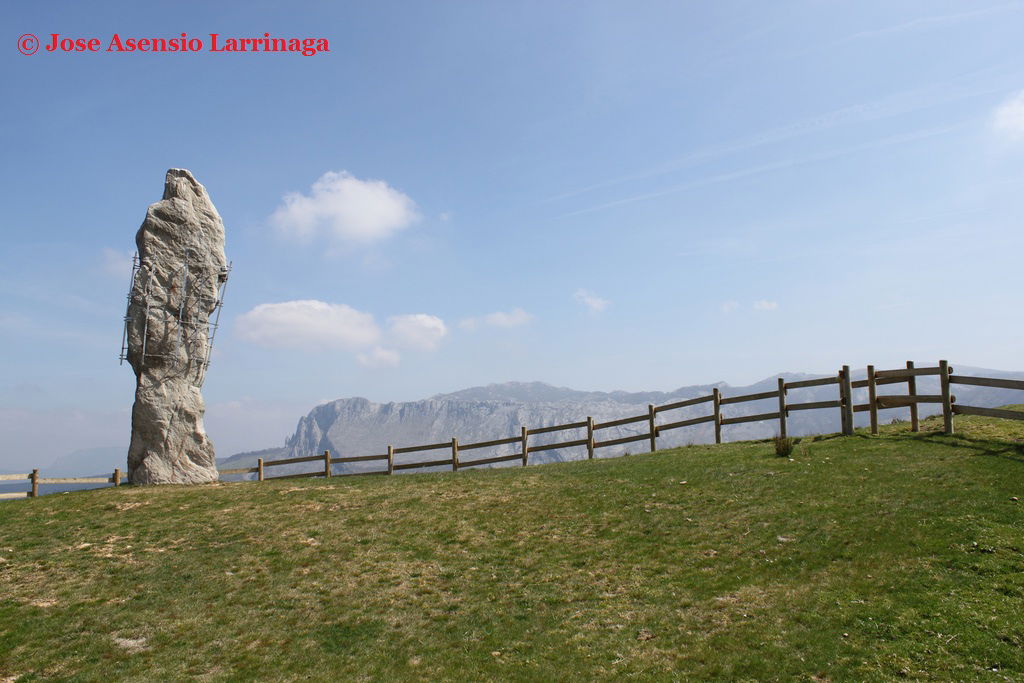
777,377,787,439
841,365,854,435
324,450,332,478
387,446,394,475
867,365,878,435
520,427,529,466
837,369,847,434
713,388,722,444
586,417,595,460
906,360,919,432
257,458,264,481
30,469,39,498
113,468,121,487
452,438,459,471
939,359,954,435
648,404,657,453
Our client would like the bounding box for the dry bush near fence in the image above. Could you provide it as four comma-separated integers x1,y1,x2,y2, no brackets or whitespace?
773,436,795,457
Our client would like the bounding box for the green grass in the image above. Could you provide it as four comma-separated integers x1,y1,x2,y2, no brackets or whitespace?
2,410,1023,681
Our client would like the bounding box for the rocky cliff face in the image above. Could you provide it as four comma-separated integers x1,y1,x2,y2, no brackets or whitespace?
126,169,228,485
271,368,1024,476
281,379,805,474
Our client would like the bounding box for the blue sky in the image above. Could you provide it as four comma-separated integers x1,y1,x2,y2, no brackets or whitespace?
2,1,1023,468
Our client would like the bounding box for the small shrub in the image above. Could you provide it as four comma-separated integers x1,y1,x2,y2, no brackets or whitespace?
773,435,795,457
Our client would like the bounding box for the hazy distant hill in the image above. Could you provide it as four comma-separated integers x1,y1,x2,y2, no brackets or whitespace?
43,446,126,477
217,447,288,472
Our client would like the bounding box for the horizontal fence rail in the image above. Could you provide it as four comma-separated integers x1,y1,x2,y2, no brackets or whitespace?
721,411,782,426
460,453,524,468
950,375,1024,391
264,454,322,467
593,414,648,430
7,360,1023,500
459,436,521,451
653,394,714,413
952,405,1024,421
527,420,588,436
787,400,841,412
218,466,259,475
529,438,590,453
656,414,716,434
720,390,779,405
332,454,388,464
1,468,125,500
784,376,839,389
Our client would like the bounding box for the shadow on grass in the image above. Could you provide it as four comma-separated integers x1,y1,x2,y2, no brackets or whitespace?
892,430,1024,465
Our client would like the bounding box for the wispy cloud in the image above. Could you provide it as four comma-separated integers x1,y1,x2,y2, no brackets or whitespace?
573,289,609,313
844,3,1023,41
720,300,739,314
460,308,533,331
993,90,1024,140
549,69,1009,209
563,123,965,218
753,300,779,311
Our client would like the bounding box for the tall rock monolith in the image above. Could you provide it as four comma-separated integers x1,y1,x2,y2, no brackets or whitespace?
125,169,228,484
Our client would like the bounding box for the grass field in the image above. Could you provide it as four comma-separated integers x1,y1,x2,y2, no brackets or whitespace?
2,410,1023,681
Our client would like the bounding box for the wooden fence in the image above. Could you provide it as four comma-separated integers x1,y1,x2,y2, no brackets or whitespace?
6,360,1023,499
218,359,1023,484
0,469,123,501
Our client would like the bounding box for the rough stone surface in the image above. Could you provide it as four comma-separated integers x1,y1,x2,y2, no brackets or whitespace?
126,169,227,484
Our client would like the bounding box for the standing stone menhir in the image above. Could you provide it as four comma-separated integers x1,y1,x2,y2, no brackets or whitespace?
124,169,229,484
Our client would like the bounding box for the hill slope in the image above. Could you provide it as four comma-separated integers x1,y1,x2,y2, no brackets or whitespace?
1,412,1022,680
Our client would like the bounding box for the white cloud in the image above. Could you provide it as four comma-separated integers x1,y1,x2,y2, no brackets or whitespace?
993,90,1024,140
573,289,609,313
271,170,419,244
460,308,533,330
235,301,448,366
235,300,380,351
356,346,401,368
720,300,740,314
102,248,134,279
485,308,533,327
387,314,448,351
753,300,779,311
